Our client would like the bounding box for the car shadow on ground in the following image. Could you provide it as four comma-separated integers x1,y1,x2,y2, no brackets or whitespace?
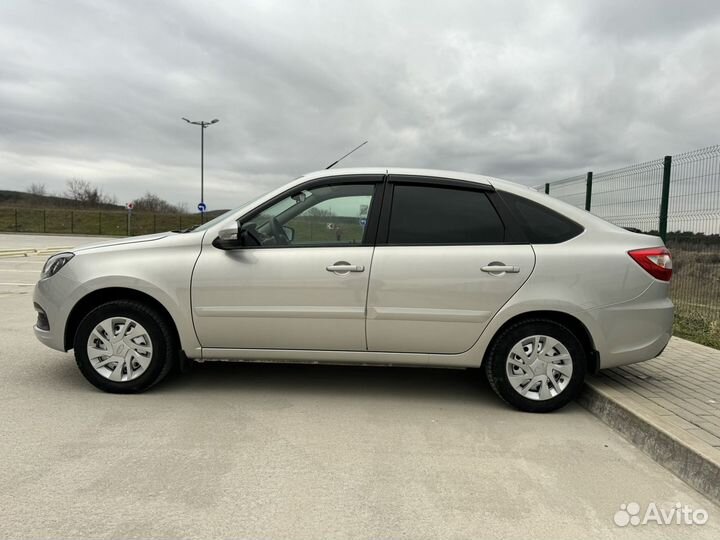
182,361,494,402
45,354,506,408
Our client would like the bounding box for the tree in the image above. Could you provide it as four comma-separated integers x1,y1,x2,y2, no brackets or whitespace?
132,192,184,213
27,183,47,196
64,178,117,207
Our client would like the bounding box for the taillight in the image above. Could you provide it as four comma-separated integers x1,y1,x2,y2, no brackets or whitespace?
628,247,672,281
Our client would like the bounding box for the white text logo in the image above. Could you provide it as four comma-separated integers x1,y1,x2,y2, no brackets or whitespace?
614,502,708,527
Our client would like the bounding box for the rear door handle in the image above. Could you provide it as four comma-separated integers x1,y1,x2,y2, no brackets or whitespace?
481,265,520,274
326,263,365,273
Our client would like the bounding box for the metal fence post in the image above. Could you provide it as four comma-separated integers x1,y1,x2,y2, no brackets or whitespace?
71,211,74,234
544,183,550,194
659,155,672,241
585,171,593,211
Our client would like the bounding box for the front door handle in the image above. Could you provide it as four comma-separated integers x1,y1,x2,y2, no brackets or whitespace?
326,262,365,274
481,264,520,274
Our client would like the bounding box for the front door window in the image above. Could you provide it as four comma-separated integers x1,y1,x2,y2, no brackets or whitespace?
246,184,375,247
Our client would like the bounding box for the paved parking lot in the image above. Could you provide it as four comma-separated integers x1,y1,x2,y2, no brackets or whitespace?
1,234,719,539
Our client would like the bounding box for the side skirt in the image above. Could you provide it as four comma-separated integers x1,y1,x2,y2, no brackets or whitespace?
196,348,479,368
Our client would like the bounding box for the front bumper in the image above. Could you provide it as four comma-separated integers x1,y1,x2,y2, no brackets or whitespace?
32,274,78,352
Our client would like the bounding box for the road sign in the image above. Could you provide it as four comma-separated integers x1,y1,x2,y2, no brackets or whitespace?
197,202,207,213
126,202,134,211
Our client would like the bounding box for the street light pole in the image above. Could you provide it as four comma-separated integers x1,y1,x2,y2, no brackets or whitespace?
182,117,219,222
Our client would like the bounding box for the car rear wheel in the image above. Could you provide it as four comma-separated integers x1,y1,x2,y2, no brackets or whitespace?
485,319,586,413
73,300,175,393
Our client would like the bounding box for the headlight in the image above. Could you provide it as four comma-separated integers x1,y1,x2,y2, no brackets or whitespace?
41,252,75,279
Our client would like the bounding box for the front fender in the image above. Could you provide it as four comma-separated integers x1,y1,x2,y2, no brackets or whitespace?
48,233,203,355
66,276,200,355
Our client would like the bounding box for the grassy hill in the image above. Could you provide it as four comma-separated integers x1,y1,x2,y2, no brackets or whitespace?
0,189,228,236
0,189,124,210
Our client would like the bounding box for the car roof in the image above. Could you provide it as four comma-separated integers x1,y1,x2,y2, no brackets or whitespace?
300,167,496,187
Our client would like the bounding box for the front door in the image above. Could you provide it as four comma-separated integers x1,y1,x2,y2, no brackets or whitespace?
192,176,383,351
366,178,535,354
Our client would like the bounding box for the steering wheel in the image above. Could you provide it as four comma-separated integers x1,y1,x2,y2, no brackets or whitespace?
269,217,291,245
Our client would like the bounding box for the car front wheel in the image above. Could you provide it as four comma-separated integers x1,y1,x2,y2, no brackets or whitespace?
73,300,175,393
485,319,587,413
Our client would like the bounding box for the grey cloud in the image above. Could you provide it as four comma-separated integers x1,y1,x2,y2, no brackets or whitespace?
578,0,720,41
1,0,719,210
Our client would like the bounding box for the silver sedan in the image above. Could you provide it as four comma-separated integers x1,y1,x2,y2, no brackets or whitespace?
33,168,673,412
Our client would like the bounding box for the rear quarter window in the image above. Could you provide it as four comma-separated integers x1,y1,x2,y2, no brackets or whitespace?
498,191,584,244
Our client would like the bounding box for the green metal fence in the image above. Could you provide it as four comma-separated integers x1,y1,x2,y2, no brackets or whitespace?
539,144,720,348
0,208,206,236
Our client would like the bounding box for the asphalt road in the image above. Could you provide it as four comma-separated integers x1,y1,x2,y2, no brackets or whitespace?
1,233,718,539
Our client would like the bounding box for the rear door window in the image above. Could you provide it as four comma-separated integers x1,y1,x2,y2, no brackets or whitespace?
387,184,505,244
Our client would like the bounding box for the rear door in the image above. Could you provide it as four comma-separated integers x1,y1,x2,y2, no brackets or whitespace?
365,176,535,354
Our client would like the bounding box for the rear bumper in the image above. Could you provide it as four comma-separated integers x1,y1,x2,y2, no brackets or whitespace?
588,281,673,369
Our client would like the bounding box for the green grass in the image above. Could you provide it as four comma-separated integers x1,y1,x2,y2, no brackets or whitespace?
0,207,212,236
673,308,720,349
667,241,720,349
289,216,365,244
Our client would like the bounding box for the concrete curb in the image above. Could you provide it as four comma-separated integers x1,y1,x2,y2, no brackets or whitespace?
579,377,720,506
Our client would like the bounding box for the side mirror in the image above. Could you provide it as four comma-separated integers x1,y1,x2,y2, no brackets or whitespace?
212,225,240,250
282,225,295,242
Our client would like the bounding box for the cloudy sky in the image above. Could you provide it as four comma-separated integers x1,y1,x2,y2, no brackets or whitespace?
1,0,719,211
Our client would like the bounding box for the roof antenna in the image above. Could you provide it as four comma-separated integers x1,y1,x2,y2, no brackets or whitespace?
326,140,368,169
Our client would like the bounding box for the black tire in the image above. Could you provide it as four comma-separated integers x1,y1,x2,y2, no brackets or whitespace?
484,319,587,413
73,300,176,393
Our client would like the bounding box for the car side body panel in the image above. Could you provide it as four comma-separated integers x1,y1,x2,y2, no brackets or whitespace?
33,167,673,374
191,246,374,350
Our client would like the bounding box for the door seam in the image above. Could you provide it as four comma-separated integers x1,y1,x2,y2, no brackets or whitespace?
363,245,377,351
363,172,388,351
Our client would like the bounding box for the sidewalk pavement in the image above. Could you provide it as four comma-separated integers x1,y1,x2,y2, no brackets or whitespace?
580,336,720,504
